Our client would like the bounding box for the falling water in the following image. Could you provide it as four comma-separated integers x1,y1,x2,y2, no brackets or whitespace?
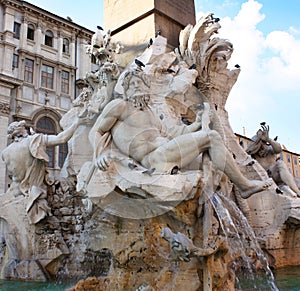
209,192,279,291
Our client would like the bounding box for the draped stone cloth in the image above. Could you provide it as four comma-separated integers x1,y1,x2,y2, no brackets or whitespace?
20,134,52,224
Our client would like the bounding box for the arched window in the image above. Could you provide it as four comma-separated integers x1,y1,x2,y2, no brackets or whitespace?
27,24,35,40
35,116,68,168
63,38,69,53
36,117,56,168
59,143,68,168
45,30,54,47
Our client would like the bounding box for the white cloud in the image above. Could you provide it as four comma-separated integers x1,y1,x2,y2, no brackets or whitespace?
289,26,300,35
198,0,300,151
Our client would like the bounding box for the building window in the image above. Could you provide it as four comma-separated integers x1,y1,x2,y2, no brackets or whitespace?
41,64,54,89
287,154,291,163
294,157,298,166
24,58,34,83
36,117,56,168
61,71,70,94
13,22,21,39
27,24,35,40
63,38,69,53
59,143,68,168
45,30,54,47
12,54,19,69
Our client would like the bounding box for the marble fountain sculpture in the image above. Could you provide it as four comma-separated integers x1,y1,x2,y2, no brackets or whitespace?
1,13,300,290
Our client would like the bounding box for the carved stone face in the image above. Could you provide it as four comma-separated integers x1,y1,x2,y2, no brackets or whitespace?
7,121,28,139
125,75,149,100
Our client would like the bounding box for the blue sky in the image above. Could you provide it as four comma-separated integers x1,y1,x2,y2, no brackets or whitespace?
26,0,300,153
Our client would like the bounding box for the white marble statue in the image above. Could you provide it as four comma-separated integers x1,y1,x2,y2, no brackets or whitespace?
247,123,300,198
1,118,82,224
89,69,272,199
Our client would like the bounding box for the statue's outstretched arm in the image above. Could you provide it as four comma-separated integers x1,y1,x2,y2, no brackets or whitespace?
46,117,82,147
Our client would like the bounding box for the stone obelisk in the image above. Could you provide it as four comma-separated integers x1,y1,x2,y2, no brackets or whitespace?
104,0,196,49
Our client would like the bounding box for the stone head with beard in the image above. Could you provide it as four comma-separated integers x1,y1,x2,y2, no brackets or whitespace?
122,69,151,110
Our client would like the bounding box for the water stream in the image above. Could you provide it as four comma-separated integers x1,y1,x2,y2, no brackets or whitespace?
209,192,279,290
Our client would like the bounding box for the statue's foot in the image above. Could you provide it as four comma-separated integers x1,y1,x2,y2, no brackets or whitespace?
192,236,226,257
240,178,273,199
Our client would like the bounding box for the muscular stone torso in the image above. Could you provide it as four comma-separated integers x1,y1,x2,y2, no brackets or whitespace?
2,138,34,182
111,102,168,162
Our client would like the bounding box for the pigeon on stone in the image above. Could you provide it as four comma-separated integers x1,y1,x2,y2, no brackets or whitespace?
170,166,179,175
167,68,176,74
181,117,191,125
128,162,138,170
246,161,255,166
135,59,145,69
155,30,162,37
189,64,197,70
142,168,155,176
147,38,153,48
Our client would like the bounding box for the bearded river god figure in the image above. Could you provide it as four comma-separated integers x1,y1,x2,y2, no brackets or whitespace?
0,13,299,290
87,69,272,200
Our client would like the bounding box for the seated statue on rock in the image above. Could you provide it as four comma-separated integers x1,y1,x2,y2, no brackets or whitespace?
247,123,300,198
88,68,272,199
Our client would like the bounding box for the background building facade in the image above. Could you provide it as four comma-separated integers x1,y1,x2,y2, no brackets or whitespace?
0,0,94,193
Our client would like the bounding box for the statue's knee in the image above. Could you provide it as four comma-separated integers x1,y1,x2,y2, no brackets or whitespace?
207,130,222,143
276,159,287,170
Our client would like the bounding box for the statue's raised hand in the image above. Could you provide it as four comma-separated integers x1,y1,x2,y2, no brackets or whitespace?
260,124,270,142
